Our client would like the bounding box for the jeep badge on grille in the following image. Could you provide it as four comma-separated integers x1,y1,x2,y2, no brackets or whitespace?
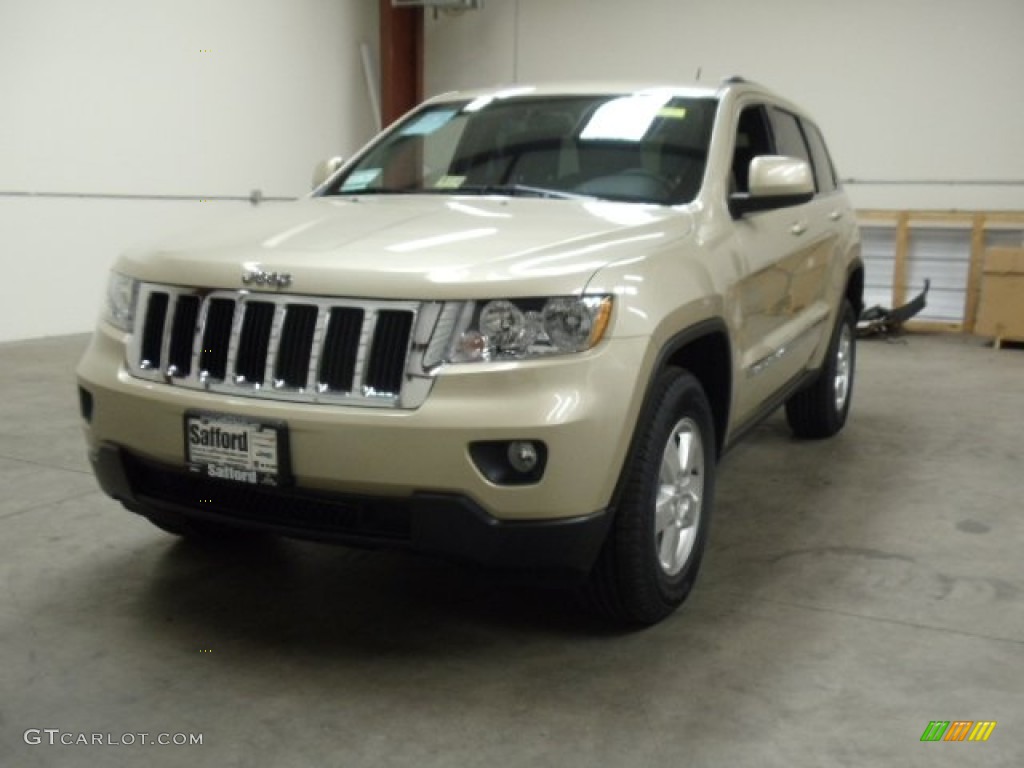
242,269,292,288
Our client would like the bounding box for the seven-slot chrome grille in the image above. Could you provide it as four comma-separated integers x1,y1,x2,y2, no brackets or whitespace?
126,283,437,408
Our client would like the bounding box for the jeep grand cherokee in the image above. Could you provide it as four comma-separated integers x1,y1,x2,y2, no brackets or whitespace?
77,79,862,625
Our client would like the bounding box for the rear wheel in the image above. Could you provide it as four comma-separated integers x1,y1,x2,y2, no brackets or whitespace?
785,300,856,439
587,368,716,626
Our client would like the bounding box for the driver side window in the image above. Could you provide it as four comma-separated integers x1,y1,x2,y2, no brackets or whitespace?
731,106,773,194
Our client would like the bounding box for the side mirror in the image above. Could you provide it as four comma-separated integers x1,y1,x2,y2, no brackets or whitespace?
312,156,344,190
729,155,815,218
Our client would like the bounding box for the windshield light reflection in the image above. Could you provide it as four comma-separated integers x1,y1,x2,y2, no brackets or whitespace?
547,391,581,423
387,228,497,254
261,217,330,249
580,92,672,142
446,201,513,219
507,233,662,278
583,201,662,226
463,86,537,113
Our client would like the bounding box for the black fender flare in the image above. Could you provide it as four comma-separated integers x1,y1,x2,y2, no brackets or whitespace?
604,318,732,521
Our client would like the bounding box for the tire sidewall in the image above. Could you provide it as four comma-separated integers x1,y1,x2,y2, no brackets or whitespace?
614,369,716,616
826,301,857,430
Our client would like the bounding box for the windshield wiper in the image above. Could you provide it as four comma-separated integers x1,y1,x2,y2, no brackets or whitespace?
456,184,591,201
327,184,592,200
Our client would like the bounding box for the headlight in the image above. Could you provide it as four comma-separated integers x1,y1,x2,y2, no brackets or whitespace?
104,272,139,332
429,295,612,365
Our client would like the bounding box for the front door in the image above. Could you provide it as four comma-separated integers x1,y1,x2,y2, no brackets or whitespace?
728,104,835,424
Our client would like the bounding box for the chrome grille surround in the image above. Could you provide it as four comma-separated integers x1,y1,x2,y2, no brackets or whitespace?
125,283,454,409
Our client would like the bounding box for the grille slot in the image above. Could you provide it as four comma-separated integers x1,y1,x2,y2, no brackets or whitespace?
139,292,169,369
275,305,318,388
366,310,414,395
168,295,200,377
235,302,275,385
199,298,235,380
319,307,364,392
129,285,424,407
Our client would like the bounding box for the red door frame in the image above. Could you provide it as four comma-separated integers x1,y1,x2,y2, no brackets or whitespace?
378,1,424,127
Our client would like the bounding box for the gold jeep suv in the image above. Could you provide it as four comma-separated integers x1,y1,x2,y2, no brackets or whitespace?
77,79,862,625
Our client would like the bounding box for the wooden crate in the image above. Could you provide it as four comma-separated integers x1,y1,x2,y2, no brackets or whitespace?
857,211,1024,334
975,247,1024,348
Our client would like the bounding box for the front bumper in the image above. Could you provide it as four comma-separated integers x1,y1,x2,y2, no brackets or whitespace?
77,323,648,520
77,322,653,574
91,442,612,580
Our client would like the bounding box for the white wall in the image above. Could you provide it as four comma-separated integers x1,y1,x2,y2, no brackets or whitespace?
0,0,379,342
425,0,1024,212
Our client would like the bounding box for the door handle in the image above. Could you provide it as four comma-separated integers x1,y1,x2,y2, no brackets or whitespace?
790,223,808,236
829,210,842,221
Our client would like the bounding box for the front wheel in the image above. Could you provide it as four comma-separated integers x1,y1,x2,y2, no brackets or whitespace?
785,300,857,439
587,368,716,626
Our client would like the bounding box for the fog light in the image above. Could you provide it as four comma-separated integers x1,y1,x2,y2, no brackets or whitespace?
508,441,538,473
469,440,548,485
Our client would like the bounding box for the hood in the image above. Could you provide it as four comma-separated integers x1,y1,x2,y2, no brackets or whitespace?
119,195,693,299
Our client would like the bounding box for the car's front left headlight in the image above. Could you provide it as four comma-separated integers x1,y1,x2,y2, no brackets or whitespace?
104,272,140,332
424,295,613,366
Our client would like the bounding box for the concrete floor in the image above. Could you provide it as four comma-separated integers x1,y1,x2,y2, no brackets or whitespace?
1,332,1021,767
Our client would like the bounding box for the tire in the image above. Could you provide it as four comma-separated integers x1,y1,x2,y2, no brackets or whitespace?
587,368,716,626
785,300,856,439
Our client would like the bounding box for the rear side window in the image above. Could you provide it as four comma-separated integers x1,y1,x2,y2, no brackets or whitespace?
801,119,839,194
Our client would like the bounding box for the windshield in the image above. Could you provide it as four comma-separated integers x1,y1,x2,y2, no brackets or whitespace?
324,92,717,206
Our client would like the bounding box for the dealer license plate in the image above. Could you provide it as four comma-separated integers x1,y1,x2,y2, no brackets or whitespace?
184,412,289,486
